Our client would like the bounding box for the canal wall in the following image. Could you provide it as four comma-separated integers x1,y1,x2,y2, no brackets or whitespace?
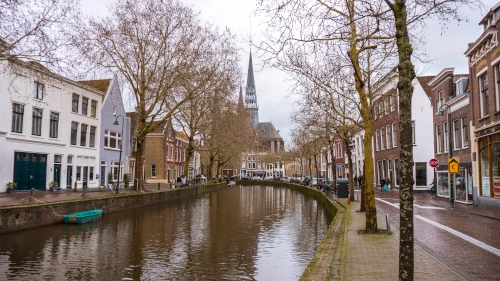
0,183,226,234
237,180,348,280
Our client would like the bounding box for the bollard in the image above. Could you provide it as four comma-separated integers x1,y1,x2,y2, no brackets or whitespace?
385,214,391,232
169,182,172,189
29,188,35,202
73,181,78,192
134,178,139,193
82,185,87,197
158,183,160,190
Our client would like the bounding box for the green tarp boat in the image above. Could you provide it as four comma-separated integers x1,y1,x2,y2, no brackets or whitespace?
64,208,104,224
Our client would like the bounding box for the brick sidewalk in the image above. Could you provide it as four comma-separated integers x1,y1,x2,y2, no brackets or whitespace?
339,200,466,281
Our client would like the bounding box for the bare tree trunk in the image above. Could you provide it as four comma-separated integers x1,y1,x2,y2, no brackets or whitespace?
314,153,319,188
135,138,145,192
390,0,415,279
345,139,355,201
208,156,215,179
309,156,312,177
360,161,366,212
184,138,195,177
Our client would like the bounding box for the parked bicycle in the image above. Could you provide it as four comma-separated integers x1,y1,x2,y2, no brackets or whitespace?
323,185,334,200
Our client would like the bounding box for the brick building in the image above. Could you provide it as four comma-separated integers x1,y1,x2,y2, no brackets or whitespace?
466,3,500,208
428,68,472,203
372,70,435,190
142,120,176,184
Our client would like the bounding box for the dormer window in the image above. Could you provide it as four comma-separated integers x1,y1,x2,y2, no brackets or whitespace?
455,78,469,96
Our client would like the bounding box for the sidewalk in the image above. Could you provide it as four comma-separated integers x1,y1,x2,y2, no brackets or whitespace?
338,200,465,281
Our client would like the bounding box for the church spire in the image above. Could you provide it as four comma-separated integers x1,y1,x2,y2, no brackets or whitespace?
246,52,256,92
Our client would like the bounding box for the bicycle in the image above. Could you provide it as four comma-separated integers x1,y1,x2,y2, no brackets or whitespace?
323,185,334,200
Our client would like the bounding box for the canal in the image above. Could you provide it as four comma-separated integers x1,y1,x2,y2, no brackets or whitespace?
0,185,333,281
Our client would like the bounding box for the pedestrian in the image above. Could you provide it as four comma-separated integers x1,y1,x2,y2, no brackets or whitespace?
358,175,362,187
385,176,390,191
380,178,386,192
353,175,358,186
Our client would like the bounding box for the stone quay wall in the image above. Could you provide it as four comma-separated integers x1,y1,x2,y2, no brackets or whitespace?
0,184,226,234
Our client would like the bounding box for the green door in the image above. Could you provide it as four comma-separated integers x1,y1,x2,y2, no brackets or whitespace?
13,152,47,191
67,166,73,189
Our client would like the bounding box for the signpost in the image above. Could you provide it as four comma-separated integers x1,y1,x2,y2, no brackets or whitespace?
448,158,459,174
429,158,439,168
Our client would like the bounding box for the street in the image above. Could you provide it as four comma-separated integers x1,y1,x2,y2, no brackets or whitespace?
367,189,500,280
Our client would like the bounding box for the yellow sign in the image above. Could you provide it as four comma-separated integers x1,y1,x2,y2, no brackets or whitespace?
448,158,460,174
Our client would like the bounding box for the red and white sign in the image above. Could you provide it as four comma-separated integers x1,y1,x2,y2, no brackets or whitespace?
429,158,439,168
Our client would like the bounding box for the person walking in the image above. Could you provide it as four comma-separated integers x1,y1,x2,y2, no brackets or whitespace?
358,175,362,187
380,177,386,192
385,176,390,191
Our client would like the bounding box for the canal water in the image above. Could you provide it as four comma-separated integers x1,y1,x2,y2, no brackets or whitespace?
0,185,333,281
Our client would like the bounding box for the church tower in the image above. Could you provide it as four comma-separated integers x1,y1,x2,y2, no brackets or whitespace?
245,51,259,127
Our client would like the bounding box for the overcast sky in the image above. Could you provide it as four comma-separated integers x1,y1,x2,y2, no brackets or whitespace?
81,0,498,145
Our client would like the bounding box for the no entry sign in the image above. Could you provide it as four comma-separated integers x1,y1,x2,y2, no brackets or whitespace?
429,158,439,168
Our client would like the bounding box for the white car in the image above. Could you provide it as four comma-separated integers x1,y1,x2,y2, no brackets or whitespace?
264,176,273,180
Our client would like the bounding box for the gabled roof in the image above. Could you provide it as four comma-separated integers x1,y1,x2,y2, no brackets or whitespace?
257,122,282,139
416,76,434,97
453,74,469,82
78,79,111,93
175,131,188,140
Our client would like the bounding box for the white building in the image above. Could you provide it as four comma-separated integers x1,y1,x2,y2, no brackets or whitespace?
0,61,103,192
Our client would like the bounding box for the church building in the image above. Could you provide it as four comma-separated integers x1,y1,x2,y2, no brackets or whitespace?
239,52,285,179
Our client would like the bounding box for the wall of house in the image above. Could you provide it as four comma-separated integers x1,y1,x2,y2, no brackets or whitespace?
99,77,131,187
144,134,166,183
0,61,103,192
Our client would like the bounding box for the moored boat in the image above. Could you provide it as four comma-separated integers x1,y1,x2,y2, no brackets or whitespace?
64,208,104,224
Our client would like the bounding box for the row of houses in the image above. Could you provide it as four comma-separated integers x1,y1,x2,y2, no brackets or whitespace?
0,59,198,193
287,3,500,209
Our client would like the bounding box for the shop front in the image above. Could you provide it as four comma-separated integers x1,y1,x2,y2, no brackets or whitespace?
478,133,500,201
436,164,473,204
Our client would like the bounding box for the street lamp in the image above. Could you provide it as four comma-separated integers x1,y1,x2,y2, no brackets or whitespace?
113,115,125,194
435,104,454,208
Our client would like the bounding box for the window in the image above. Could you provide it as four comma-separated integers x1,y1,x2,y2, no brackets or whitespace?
384,99,389,115
91,100,97,117
381,127,385,150
480,73,489,117
89,126,96,147
415,162,427,186
72,94,79,113
386,125,391,148
89,167,94,181
80,124,87,146
375,129,380,151
32,108,43,136
33,81,44,100
151,164,157,178
390,96,395,111
437,90,444,111
453,119,460,150
76,166,81,181
374,105,378,120
104,130,122,149
82,97,89,116
412,121,415,144
444,121,449,152
49,112,59,138
379,103,384,118
436,124,442,153
11,103,24,133
496,65,500,111
392,122,397,147
113,105,116,116
71,122,78,145
462,116,469,148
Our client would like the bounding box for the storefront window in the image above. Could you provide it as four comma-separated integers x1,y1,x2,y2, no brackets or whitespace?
491,142,500,198
437,171,449,197
455,168,467,202
480,146,491,197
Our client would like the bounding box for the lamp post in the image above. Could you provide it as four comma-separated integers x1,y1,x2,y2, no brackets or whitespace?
436,104,454,208
113,115,125,194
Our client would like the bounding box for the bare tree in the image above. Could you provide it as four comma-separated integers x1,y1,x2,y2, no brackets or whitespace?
0,0,79,69
74,0,232,191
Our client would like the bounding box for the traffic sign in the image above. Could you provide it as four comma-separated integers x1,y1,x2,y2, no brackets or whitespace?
448,158,460,174
429,158,439,168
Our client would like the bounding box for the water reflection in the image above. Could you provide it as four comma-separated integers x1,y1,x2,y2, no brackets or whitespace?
0,185,332,281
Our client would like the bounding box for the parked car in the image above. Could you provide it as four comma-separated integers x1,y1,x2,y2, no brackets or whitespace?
309,177,317,187
264,176,273,180
302,176,311,186
250,176,261,180
176,175,187,187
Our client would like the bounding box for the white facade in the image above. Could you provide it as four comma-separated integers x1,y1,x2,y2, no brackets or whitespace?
411,79,436,189
0,61,103,192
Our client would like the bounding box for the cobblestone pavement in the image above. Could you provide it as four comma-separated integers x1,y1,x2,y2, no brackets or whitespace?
341,200,465,281
358,189,500,281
